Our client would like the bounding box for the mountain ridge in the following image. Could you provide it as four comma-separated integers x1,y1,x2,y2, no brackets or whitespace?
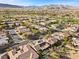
0,3,79,10
0,3,23,8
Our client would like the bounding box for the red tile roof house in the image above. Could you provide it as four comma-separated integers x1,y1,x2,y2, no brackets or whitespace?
0,44,39,59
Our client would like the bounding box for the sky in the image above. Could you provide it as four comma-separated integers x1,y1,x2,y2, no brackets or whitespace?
0,0,79,6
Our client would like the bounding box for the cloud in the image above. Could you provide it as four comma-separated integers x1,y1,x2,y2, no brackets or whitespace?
0,0,30,6
0,0,16,4
0,0,15,2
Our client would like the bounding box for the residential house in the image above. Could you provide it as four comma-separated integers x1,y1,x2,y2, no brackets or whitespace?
16,26,30,33
51,32,65,40
4,20,14,28
30,40,50,51
46,20,57,24
0,31,8,47
45,36,58,45
14,21,21,26
72,37,79,47
0,45,39,59
39,27,48,31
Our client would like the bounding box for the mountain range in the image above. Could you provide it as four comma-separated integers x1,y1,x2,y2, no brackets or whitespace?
0,3,79,10
0,3,23,8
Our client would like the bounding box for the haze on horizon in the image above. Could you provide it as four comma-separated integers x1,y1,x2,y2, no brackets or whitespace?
0,0,79,6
